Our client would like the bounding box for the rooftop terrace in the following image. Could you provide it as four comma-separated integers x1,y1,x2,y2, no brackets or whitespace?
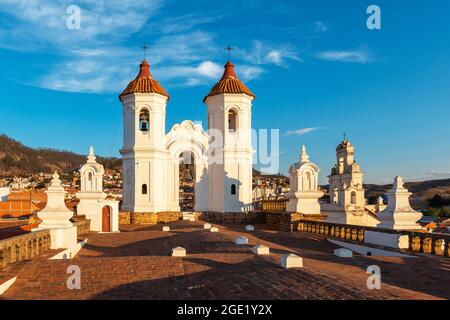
0,220,448,300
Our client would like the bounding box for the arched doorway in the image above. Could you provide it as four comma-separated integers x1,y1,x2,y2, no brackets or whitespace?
102,206,111,232
179,151,196,212
165,120,211,212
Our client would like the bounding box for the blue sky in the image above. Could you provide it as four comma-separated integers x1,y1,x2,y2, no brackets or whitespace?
0,0,449,184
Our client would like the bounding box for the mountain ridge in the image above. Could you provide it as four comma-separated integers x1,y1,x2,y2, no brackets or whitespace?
0,134,121,176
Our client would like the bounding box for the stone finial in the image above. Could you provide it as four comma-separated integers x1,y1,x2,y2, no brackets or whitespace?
36,170,74,231
300,145,310,163
377,176,423,231
51,171,61,186
377,196,384,205
392,176,406,192
87,146,97,163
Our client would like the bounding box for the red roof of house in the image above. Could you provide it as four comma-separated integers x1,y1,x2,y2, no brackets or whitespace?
204,61,255,102
120,59,170,101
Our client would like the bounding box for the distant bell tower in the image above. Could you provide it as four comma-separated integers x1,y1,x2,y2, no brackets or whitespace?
204,59,255,213
119,58,171,213
328,139,365,211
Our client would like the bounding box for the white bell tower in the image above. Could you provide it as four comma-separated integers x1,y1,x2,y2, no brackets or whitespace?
120,59,171,213
204,60,255,213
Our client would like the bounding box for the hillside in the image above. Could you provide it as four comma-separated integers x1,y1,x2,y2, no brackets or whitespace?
364,179,450,200
0,134,121,176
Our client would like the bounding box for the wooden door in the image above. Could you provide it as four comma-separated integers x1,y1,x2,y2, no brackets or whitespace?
102,206,111,232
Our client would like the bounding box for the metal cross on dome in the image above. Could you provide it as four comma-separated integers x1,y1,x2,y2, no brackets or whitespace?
142,43,149,59
225,45,234,61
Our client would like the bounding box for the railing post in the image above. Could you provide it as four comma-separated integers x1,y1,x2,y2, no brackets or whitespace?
423,237,432,254
345,228,351,240
0,248,4,268
357,229,365,242
27,239,32,259
340,227,345,239
411,236,421,252
330,226,335,237
351,228,357,241
446,240,450,257
434,239,445,256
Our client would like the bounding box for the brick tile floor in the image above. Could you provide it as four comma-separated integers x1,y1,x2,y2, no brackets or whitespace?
1,221,448,300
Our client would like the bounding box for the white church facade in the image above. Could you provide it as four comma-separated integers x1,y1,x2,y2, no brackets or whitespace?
119,59,255,214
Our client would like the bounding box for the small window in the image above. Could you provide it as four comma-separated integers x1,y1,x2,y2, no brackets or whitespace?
333,188,339,205
351,191,357,205
139,109,150,132
142,184,148,195
228,109,237,132
350,191,356,204
231,184,237,195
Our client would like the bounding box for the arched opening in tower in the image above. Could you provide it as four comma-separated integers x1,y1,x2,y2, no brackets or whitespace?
179,151,196,212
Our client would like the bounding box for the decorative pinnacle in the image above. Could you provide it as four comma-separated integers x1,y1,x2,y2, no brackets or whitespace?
300,145,310,163
51,171,61,186
393,176,405,190
377,196,384,205
87,146,96,163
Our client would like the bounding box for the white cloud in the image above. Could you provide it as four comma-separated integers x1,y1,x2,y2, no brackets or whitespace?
148,12,222,35
315,21,328,32
238,65,265,81
237,40,302,68
155,61,222,84
286,127,326,136
38,59,132,93
196,61,223,78
0,0,301,93
316,47,375,64
0,0,164,50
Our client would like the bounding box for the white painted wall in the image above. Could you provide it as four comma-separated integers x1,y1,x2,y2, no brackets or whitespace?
205,94,254,213
0,188,9,202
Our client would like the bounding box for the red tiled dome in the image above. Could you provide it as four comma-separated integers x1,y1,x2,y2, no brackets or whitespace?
203,61,255,102
120,59,169,101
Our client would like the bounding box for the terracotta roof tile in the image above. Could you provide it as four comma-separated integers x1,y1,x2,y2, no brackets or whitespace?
204,61,255,102
120,59,169,101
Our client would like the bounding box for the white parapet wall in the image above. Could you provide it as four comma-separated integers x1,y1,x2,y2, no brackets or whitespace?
0,188,9,202
364,230,410,249
49,226,78,250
